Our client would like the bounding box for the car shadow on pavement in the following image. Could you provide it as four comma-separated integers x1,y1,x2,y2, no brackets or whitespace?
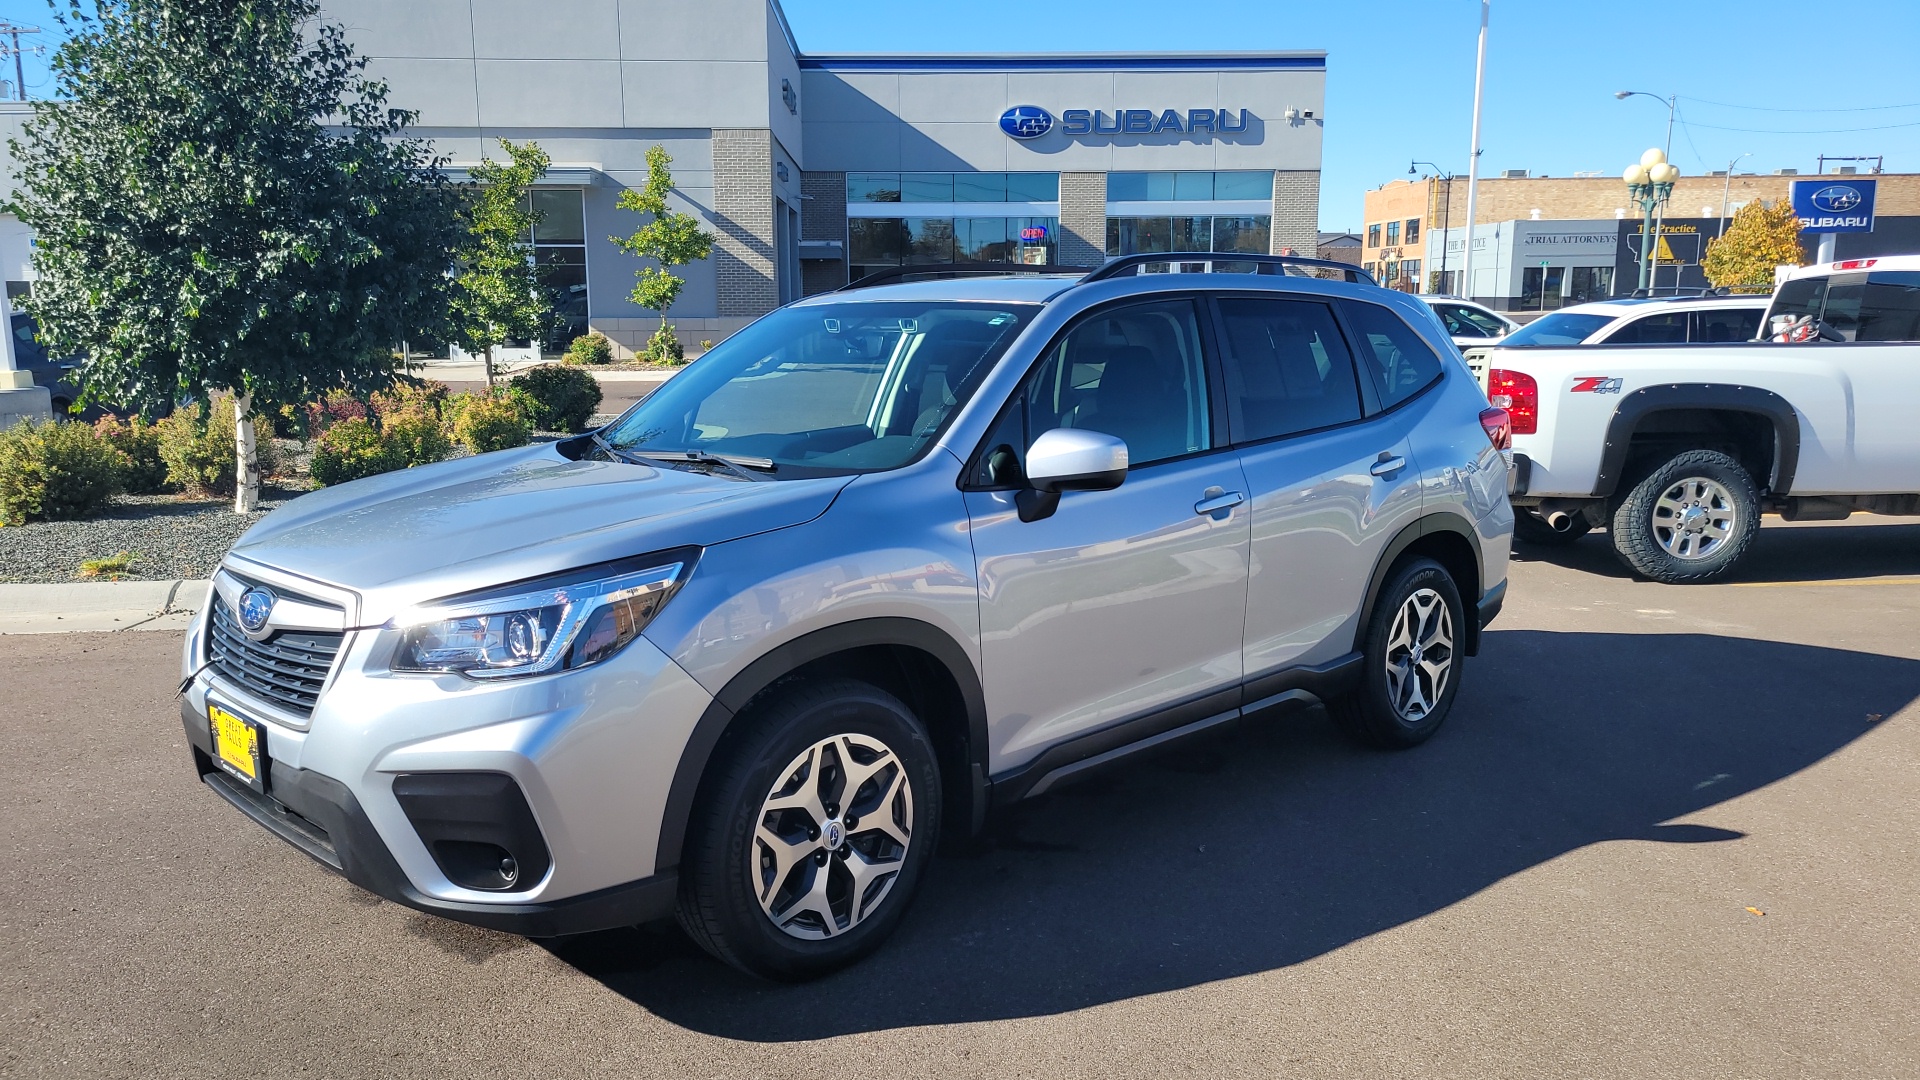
543,628,1918,1040
1515,520,1920,583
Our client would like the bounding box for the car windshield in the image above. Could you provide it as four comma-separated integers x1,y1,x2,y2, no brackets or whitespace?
1499,311,1616,347
599,301,1037,477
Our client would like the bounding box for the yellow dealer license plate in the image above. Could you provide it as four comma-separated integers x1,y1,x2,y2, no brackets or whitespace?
209,703,267,792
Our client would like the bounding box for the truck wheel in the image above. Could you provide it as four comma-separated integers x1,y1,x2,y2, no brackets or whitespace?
1333,557,1465,749
1512,510,1592,546
1609,449,1759,584
676,678,941,981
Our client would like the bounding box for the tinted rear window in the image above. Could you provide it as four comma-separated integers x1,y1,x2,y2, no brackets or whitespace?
1341,301,1444,410
1501,312,1615,347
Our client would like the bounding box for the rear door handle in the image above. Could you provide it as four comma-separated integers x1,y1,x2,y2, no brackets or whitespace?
1370,455,1407,477
1194,490,1246,517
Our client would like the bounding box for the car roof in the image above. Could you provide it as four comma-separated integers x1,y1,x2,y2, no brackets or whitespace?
1548,295,1768,317
789,275,1081,306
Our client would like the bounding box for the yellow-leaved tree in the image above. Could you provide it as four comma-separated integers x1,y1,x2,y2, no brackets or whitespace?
1702,201,1805,292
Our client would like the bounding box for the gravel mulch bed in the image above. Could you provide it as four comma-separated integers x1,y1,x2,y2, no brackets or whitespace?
0,488,315,584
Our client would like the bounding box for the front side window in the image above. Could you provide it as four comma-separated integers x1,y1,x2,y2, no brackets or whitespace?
1020,299,1212,467
1217,298,1363,441
1342,301,1445,409
1603,311,1688,344
600,302,1035,477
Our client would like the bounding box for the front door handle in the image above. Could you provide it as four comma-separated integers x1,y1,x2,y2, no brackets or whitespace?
1194,489,1246,518
1370,455,1407,477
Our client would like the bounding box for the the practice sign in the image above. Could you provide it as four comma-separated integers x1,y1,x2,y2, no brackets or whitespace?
1791,178,1876,233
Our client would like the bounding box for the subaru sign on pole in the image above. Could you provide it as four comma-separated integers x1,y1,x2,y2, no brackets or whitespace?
1791,178,1876,233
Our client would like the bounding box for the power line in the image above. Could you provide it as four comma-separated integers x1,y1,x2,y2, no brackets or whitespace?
1680,94,1920,114
1678,117,1920,135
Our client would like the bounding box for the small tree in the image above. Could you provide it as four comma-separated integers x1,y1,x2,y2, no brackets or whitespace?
1703,200,1805,292
613,146,714,362
449,139,558,386
10,0,464,512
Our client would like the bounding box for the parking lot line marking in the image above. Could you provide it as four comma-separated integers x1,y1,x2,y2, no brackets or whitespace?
1727,575,1920,589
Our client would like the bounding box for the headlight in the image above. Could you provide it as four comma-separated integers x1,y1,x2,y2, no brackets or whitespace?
388,549,697,679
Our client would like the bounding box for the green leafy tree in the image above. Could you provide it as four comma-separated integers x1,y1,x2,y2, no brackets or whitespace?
1702,200,1806,292
613,146,714,362
450,139,557,387
9,0,465,512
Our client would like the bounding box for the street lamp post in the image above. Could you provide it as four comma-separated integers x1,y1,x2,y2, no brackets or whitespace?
1624,148,1679,293
1411,161,1454,295
1718,152,1752,240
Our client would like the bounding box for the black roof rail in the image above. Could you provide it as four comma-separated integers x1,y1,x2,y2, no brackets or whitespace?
838,263,1097,292
1083,252,1379,287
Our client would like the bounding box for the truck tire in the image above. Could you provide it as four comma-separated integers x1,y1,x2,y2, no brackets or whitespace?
1609,449,1759,584
1512,510,1592,546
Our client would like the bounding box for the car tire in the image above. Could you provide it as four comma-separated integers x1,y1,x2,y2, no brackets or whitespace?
1511,510,1592,546
1333,557,1466,750
676,677,942,981
1609,449,1759,584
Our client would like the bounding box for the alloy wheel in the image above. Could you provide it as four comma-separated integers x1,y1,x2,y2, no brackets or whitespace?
749,733,915,940
1652,477,1738,560
1384,587,1454,722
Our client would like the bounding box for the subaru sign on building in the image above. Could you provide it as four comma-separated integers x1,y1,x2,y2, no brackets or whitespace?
1792,178,1877,233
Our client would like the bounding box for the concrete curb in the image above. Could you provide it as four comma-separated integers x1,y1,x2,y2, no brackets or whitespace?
0,579,211,635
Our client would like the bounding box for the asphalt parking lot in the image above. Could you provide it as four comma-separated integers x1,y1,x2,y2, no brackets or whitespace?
3,518,1917,1079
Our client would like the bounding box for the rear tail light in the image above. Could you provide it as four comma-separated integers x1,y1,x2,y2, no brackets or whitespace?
1478,406,1511,451
1487,368,1538,435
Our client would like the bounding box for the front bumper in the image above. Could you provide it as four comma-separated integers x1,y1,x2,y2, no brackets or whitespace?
181,595,714,934
183,704,677,935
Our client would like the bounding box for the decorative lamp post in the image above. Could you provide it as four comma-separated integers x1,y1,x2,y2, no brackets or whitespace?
1411,161,1454,294
1624,147,1679,292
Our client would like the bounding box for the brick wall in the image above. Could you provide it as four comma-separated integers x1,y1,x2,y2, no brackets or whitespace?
711,128,777,317
1270,170,1320,258
1058,172,1107,267
800,170,846,295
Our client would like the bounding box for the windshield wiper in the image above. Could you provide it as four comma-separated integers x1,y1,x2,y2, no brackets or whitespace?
623,447,778,482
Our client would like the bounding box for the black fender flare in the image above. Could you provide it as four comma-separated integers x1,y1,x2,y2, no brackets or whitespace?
1356,513,1487,657
653,617,989,872
1594,383,1801,498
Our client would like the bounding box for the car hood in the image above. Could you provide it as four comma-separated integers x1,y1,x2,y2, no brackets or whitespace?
228,443,851,622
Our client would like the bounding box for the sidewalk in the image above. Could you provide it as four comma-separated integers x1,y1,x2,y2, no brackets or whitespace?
0,579,210,635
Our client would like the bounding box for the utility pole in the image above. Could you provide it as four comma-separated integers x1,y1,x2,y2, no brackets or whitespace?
0,22,43,102
1717,153,1751,240
1459,0,1489,303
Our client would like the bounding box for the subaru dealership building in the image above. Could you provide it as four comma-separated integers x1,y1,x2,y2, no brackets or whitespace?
309,0,1328,355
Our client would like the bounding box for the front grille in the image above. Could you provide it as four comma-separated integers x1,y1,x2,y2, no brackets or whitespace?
208,598,343,717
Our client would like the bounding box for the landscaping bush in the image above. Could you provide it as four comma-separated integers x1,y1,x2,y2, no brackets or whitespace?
94,414,169,493
156,396,276,496
447,391,533,453
309,418,407,486
304,387,371,437
644,323,684,364
0,418,126,525
562,332,614,366
508,364,603,433
370,379,449,421
380,407,453,467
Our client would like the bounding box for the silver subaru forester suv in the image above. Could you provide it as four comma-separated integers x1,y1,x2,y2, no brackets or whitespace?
181,255,1513,980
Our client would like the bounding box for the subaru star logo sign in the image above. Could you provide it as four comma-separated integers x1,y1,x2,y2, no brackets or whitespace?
237,587,276,634
999,105,1053,140
1811,185,1863,215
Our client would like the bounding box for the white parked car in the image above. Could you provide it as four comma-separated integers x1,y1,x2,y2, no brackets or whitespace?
1460,294,1769,385
1481,263,1920,582
1419,296,1520,350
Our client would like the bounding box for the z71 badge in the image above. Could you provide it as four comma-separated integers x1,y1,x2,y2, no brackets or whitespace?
1571,376,1623,395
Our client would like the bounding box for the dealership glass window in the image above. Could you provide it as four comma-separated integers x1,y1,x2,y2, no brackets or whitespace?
906,217,956,261
1405,218,1420,244
1213,172,1274,200
1107,171,1274,202
850,217,1057,280
1367,224,1382,248
847,173,1059,204
1105,215,1272,257
1212,216,1270,255
523,189,588,345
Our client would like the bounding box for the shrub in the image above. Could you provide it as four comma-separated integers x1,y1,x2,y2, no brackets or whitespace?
643,323,684,364
448,392,533,453
78,551,138,580
156,396,275,496
381,407,453,467
370,379,449,422
94,415,169,493
563,333,614,366
309,418,407,486
304,387,371,437
508,364,603,433
699,339,714,353
0,418,127,525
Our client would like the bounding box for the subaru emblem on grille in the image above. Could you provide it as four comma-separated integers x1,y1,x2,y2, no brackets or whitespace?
237,587,276,634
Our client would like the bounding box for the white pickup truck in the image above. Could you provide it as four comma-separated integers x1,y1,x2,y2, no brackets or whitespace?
1483,255,1920,583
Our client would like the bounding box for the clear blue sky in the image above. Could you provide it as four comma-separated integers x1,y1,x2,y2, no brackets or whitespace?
5,0,1920,230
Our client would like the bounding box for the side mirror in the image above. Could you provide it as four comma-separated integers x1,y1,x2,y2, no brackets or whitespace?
1017,428,1128,522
